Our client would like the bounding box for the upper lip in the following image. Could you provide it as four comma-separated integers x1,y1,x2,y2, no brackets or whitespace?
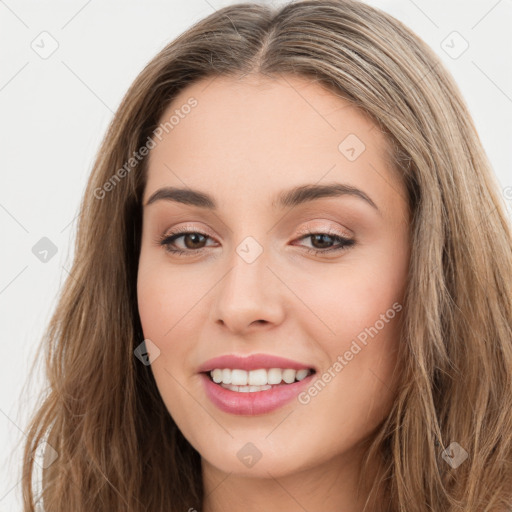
198,353,316,373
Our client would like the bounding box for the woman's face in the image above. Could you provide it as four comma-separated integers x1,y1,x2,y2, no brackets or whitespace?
137,74,410,480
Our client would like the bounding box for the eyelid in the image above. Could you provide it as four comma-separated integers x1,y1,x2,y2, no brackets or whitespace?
156,223,356,258
162,222,217,239
294,221,353,239
161,220,352,242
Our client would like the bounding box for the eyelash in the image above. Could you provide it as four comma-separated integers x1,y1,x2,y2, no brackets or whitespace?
155,227,355,257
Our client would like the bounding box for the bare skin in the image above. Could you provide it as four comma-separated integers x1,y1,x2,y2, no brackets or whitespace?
137,73,410,512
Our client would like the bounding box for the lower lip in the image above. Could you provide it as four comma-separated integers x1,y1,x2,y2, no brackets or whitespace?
200,372,315,416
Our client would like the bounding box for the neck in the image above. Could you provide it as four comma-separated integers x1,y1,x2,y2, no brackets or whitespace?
201,439,384,512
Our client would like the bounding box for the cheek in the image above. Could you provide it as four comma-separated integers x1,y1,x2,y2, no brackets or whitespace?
137,271,170,342
137,263,190,374
136,262,201,430
300,263,404,350
295,274,402,441
292,246,406,406
137,251,197,339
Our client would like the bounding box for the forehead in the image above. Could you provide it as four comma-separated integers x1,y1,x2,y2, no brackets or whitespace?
143,74,405,217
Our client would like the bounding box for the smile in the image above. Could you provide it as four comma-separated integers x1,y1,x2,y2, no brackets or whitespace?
208,367,313,390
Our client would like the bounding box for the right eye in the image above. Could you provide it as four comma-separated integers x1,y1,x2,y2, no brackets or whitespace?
157,230,217,256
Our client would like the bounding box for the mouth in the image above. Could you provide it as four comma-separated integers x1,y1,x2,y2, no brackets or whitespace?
197,353,318,414
200,367,317,415
202,367,317,393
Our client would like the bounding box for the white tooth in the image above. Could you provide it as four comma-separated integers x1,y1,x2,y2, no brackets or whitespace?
211,369,223,383
220,383,274,392
220,383,239,391
267,368,283,384
296,369,310,381
248,369,268,386
215,368,311,386
222,368,232,384
282,369,297,384
231,369,248,386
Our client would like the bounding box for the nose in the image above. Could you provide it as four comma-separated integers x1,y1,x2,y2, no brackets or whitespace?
210,248,286,334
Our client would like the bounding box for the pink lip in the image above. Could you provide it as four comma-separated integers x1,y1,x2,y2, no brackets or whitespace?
200,372,316,415
197,353,316,373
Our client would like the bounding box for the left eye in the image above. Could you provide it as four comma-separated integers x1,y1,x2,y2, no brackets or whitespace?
157,230,355,256
296,232,355,254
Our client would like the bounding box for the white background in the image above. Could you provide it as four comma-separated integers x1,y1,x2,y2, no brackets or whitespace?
1,0,511,510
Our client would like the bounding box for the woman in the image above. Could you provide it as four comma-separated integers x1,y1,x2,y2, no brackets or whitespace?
20,0,512,510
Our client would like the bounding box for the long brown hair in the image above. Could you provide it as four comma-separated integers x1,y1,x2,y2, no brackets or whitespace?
19,1,512,510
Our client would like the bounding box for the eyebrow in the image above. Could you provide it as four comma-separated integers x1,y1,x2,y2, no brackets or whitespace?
144,182,379,213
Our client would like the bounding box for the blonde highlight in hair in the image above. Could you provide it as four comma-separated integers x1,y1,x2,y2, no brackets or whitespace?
19,1,512,510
